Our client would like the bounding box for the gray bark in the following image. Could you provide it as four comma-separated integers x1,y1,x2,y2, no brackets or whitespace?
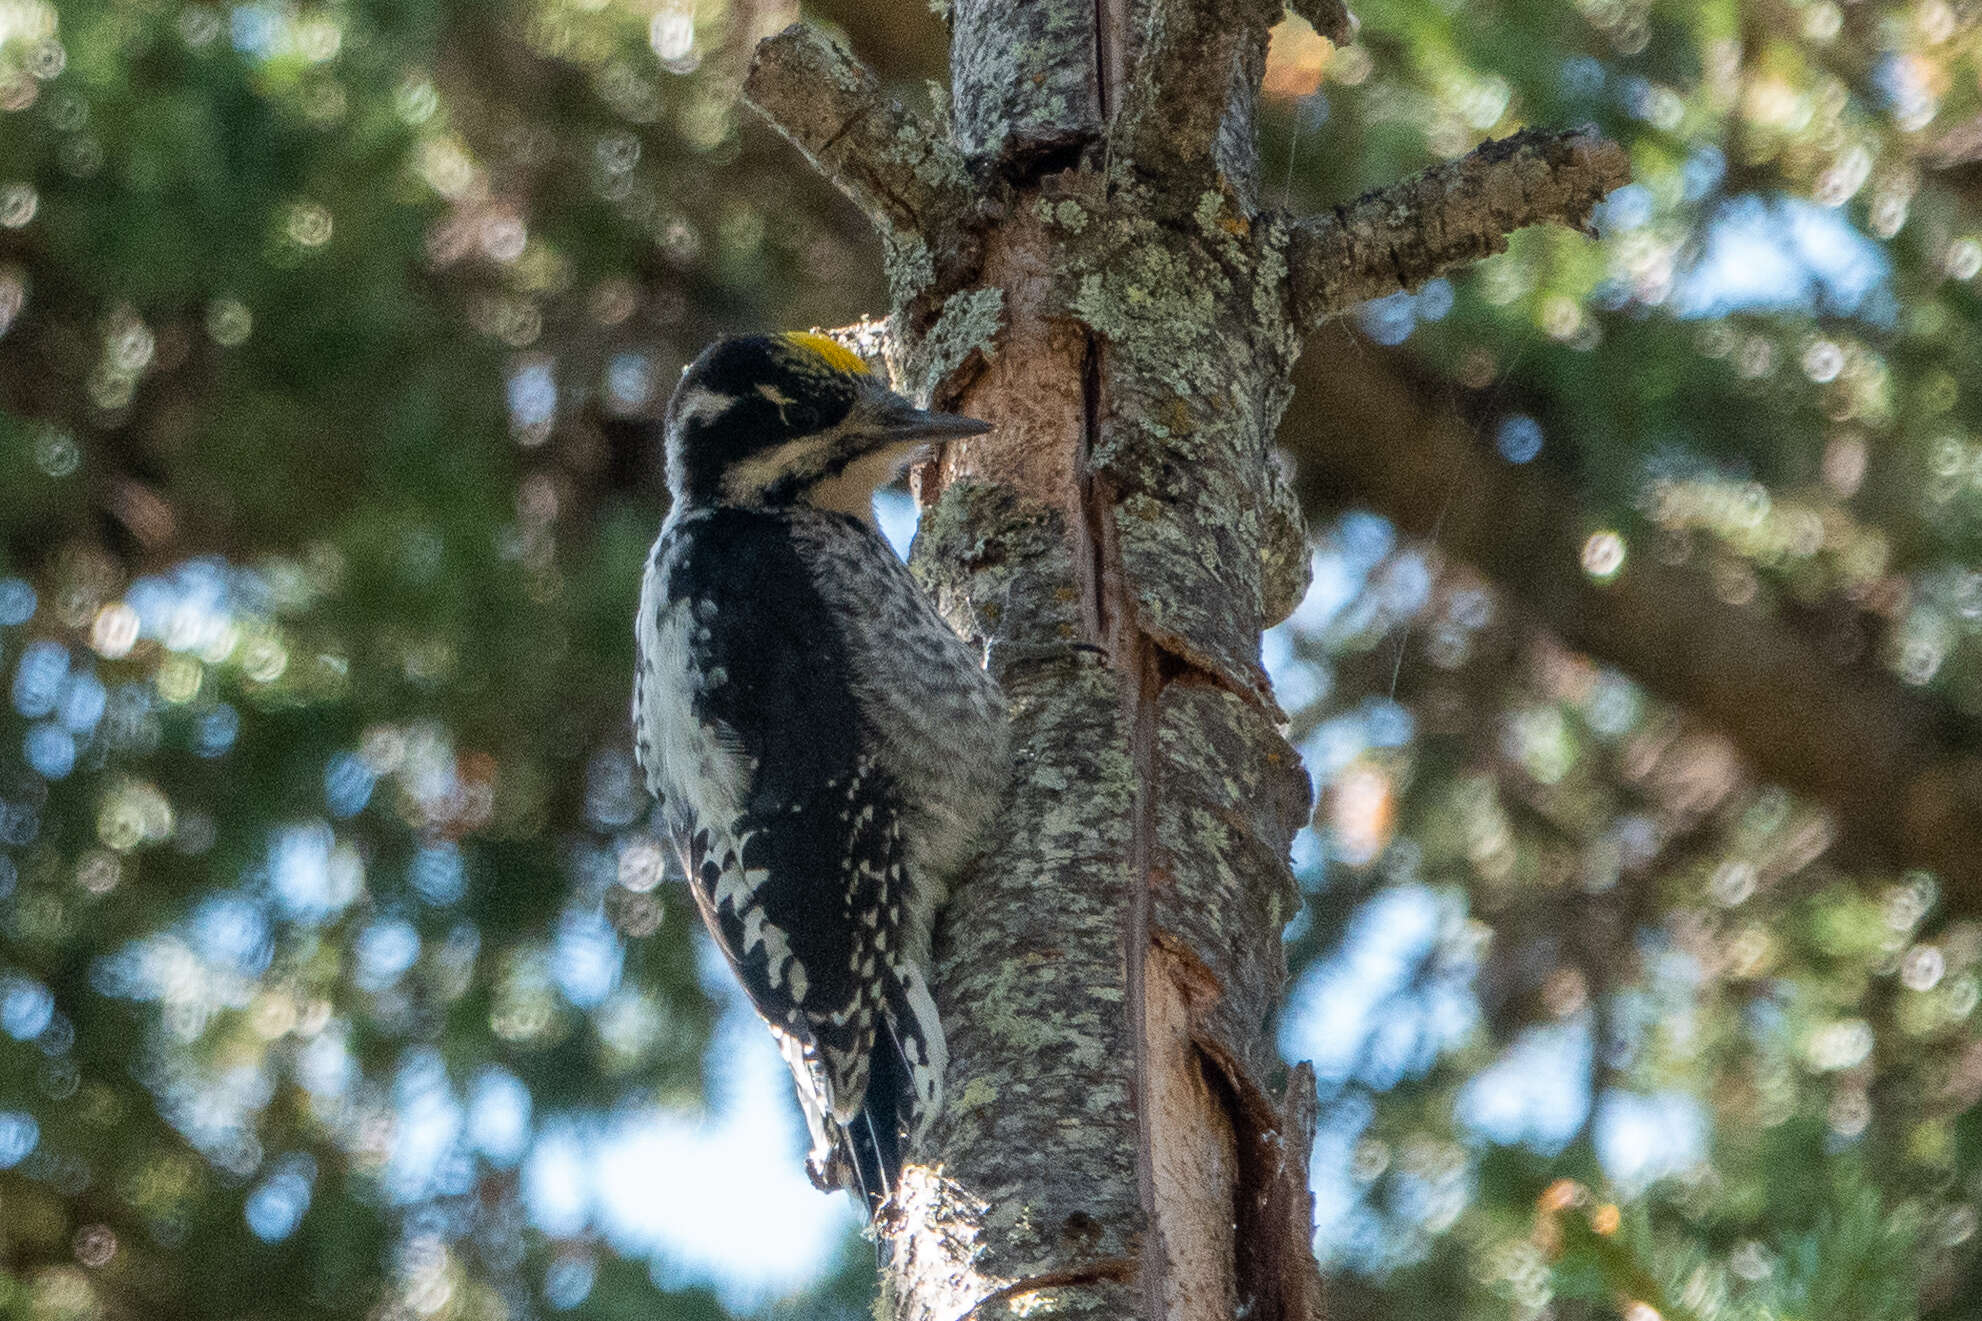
743,6,1625,1317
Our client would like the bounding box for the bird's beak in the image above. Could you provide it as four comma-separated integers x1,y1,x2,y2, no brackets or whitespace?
870,391,994,444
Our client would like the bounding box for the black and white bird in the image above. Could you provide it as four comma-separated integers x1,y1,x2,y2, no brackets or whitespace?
632,333,1010,1215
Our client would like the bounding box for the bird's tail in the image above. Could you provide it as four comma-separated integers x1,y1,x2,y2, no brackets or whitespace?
845,1040,904,1223
843,966,948,1222
780,968,948,1229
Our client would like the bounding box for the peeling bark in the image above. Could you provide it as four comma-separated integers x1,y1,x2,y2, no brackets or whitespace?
742,4,1625,1317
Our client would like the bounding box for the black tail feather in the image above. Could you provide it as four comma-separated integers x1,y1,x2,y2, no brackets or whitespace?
846,1035,904,1224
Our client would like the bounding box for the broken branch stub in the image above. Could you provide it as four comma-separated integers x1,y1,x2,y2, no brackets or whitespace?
1113,0,1281,194
1288,0,1358,46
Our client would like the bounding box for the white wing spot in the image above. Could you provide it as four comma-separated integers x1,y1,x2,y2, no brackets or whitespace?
713,858,763,912
740,905,797,991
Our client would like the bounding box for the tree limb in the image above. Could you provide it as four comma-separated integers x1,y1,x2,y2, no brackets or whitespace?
946,0,1107,165
742,24,976,251
1287,126,1630,325
1283,330,1982,906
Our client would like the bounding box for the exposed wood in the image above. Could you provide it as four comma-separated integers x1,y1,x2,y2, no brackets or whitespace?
1145,946,1240,1320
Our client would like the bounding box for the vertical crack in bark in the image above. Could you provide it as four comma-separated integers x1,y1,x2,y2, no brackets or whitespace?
888,2,1312,1311
1127,645,1166,1320
1074,297,1243,1321
1093,0,1129,122
1077,7,1252,1305
1076,337,1113,646
1073,327,1167,1316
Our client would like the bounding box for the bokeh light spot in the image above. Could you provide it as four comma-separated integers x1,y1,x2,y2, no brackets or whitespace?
1581,530,1626,580
244,1155,315,1242
1495,414,1543,464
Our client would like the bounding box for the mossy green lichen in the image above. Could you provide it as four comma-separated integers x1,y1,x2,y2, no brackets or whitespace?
1250,213,1303,370
910,286,1005,404
883,231,938,302
1067,237,1227,401
1033,196,1091,233
954,1075,1000,1116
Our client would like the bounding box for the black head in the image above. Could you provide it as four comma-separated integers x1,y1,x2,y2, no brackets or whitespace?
663,333,989,517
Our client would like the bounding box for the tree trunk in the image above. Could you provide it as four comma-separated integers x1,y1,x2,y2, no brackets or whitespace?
743,5,1625,1317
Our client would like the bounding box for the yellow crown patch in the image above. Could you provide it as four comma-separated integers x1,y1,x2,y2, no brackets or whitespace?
781,331,871,377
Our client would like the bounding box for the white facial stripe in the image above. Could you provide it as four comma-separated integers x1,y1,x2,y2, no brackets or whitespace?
721,437,826,502
806,443,922,525
674,387,734,429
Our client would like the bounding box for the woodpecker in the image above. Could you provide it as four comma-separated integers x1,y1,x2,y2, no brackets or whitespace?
632,332,1010,1216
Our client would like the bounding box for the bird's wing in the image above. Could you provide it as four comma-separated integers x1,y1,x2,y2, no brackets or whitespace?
637,511,909,1117
672,758,906,1127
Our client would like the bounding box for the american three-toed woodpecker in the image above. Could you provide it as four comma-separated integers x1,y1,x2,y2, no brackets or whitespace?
632,333,1010,1214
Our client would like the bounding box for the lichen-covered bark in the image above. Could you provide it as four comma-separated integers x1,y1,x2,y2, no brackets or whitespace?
902,147,1318,1321
742,6,1626,1319
947,0,1104,165
1114,0,1278,199
1288,126,1630,323
1067,188,1308,701
900,488,1143,1318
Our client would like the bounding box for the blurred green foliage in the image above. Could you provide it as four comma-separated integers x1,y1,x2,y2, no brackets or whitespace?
0,1,1979,1320
1271,1,1982,1316
0,1,875,1317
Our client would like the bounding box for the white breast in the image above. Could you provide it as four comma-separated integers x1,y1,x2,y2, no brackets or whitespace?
634,524,751,834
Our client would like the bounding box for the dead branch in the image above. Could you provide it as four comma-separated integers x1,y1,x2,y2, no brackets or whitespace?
1115,0,1281,189
1288,126,1630,324
742,24,976,250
